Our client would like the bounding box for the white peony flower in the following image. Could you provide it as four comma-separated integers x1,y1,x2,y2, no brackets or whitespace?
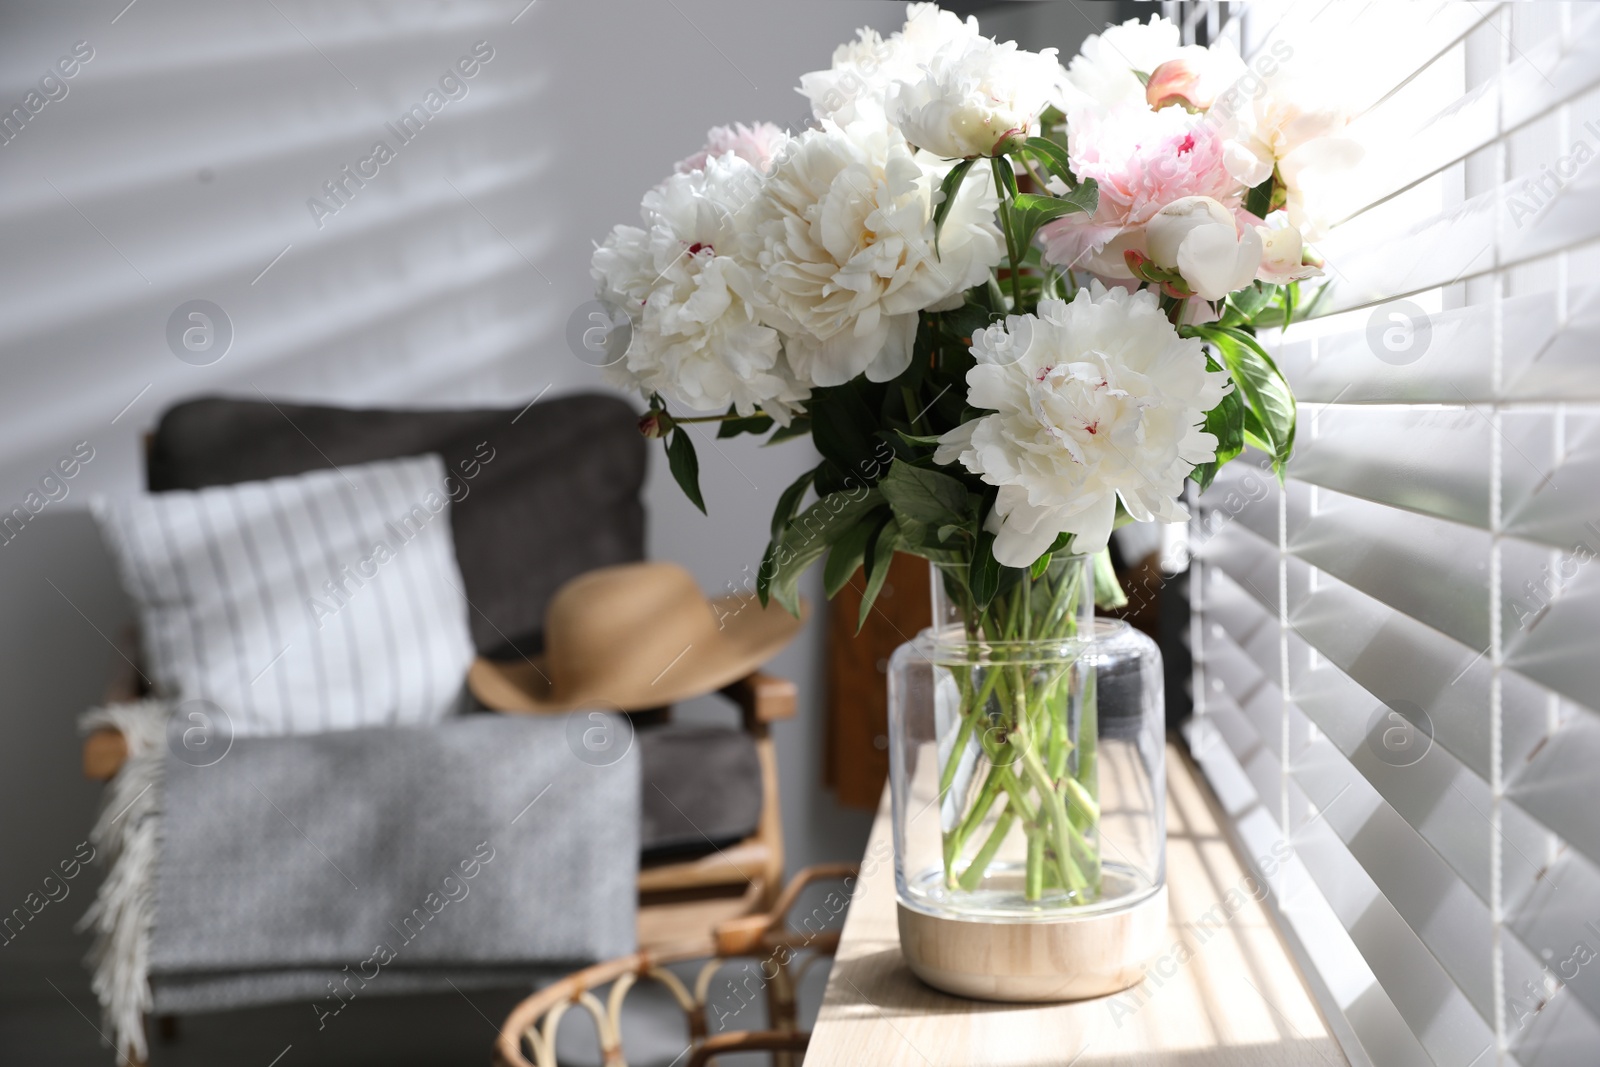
736,118,1004,388
934,284,1230,565
798,2,980,126
1145,195,1262,301
887,34,1065,159
1210,69,1361,240
674,121,790,175
592,155,809,424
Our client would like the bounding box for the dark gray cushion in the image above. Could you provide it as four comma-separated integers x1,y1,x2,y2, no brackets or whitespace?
638,723,763,861
146,393,647,659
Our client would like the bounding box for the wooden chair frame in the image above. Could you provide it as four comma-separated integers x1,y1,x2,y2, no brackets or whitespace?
493,864,853,1067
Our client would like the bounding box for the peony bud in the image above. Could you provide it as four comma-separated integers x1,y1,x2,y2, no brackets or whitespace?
1254,223,1323,285
1146,59,1211,113
1146,196,1262,302
637,410,674,439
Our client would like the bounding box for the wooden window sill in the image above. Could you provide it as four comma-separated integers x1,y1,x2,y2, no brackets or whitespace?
806,743,1349,1066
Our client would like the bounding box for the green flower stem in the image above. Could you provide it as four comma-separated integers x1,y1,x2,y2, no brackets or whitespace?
1070,663,1099,838
1018,732,1089,893
936,713,976,800
944,766,1000,876
669,410,772,423
1025,824,1045,900
958,808,1015,892
935,559,1101,905
1065,776,1100,824
990,157,1024,309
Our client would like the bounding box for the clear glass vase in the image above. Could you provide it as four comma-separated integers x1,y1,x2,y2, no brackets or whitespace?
889,557,1166,926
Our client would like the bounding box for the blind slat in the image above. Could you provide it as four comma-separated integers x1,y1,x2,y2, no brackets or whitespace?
1507,710,1600,870
1285,481,1492,651
1290,408,1491,527
1251,1,1498,117
1288,727,1497,1019
1506,849,1600,1023
1288,780,1497,1065
1280,285,1600,406
1186,717,1443,1067
1336,5,1600,222
1313,153,1600,316
1194,520,1280,615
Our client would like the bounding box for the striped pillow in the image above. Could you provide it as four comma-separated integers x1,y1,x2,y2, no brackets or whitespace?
95,454,475,736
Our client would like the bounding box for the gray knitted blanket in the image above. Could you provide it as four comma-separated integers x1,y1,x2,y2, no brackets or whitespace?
121,710,636,1024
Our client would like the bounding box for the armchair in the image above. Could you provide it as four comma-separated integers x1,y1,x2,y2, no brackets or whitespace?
81,392,796,1058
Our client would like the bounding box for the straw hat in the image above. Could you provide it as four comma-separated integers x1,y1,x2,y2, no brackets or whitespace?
469,561,806,713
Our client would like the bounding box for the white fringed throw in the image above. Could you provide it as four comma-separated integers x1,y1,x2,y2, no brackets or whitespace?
77,700,169,1063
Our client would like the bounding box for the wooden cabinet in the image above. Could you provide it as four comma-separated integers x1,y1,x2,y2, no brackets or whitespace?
824,553,930,811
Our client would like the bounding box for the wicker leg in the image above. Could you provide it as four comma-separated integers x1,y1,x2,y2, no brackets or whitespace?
763,957,797,1067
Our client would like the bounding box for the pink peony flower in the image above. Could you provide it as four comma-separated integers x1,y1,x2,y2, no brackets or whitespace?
1039,103,1241,279
674,121,789,175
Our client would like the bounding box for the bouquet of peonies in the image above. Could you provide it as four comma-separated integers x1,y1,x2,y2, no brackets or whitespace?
592,6,1355,901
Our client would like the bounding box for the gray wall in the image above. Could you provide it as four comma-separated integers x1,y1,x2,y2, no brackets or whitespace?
0,0,1113,1057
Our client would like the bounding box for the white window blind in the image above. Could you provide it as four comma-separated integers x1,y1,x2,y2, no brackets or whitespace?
1176,4,1600,1066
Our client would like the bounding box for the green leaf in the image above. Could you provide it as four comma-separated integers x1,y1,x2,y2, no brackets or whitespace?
718,413,774,438
1024,530,1075,579
755,537,778,607
1030,552,1054,580
1092,547,1128,611
1241,407,1274,456
1192,365,1245,492
992,155,1020,200
1297,279,1332,322
969,530,1001,610
857,517,901,632
1219,325,1297,462
1007,182,1099,253
1019,136,1077,187
769,467,815,541
810,385,880,482
1194,325,1296,474
757,466,817,607
1228,283,1276,323
665,428,705,514
824,509,884,598
941,300,999,344
1132,69,1152,88
895,428,945,448
878,461,970,528
1281,280,1297,331
932,158,976,258
765,416,812,444
1245,175,1274,219
767,489,884,615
